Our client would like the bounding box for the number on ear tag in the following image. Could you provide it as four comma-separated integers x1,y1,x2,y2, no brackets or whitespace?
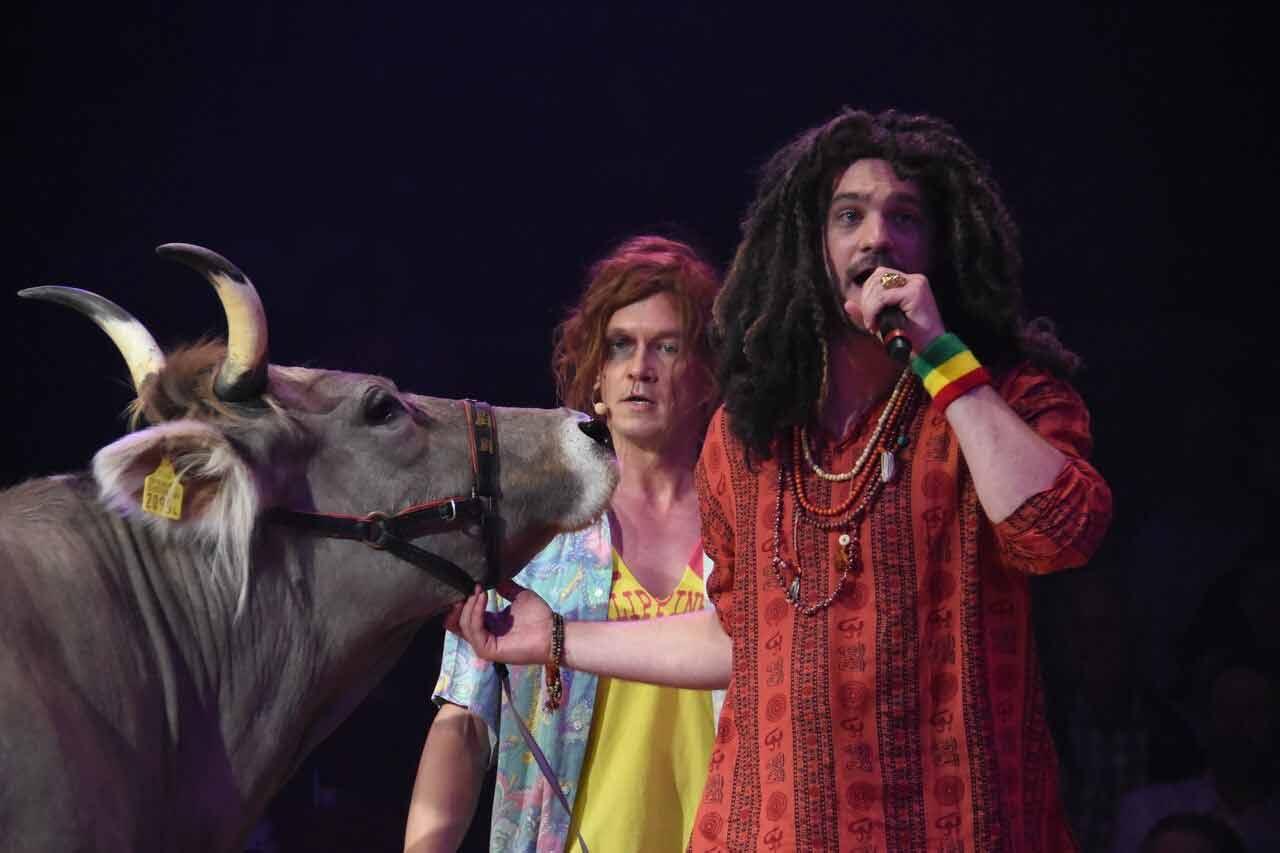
142,457,185,520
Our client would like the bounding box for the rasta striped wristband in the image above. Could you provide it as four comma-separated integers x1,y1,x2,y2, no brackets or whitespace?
910,333,991,411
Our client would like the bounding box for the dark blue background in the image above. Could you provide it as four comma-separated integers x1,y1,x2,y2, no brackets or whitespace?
4,3,1272,849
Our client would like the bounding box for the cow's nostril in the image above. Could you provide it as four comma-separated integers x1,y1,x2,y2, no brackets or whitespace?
577,418,613,450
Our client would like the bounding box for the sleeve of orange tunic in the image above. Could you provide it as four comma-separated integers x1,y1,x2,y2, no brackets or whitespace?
991,364,1114,574
695,408,739,634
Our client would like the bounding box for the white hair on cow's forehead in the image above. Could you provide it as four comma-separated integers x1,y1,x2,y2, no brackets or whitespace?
92,420,261,616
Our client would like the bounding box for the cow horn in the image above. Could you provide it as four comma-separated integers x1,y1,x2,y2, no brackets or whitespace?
156,243,269,402
19,285,166,392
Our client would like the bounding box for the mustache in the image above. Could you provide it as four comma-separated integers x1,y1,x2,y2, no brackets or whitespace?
844,253,896,288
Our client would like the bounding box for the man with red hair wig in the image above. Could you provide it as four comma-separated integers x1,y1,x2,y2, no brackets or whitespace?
405,236,723,853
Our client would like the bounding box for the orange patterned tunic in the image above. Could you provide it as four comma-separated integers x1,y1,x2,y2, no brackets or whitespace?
689,365,1112,853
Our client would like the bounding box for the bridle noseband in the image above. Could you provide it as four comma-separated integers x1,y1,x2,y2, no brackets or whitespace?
266,399,501,596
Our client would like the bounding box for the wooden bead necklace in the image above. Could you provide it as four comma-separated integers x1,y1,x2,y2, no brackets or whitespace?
790,372,918,517
770,374,921,615
798,368,913,482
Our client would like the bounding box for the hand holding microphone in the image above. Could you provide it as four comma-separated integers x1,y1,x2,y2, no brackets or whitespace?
851,267,946,363
874,270,912,363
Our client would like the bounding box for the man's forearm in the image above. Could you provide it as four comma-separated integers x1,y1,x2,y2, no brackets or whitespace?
944,385,1066,523
563,607,732,689
403,702,490,853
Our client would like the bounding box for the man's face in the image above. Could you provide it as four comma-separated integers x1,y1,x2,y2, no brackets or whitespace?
597,291,706,450
824,158,936,307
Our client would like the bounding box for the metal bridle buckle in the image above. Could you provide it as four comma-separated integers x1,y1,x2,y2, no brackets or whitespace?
440,499,458,523
362,511,392,550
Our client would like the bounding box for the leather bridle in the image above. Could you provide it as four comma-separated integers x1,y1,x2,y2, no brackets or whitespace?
266,399,501,596
269,398,591,851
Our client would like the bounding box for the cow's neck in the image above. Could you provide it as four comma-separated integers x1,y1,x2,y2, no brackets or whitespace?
211,533,427,818
89,506,425,839
64,488,446,845
73,493,267,848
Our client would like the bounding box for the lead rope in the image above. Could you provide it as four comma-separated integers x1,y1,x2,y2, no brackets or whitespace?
494,662,589,853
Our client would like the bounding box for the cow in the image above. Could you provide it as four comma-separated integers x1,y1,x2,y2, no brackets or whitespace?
0,244,617,852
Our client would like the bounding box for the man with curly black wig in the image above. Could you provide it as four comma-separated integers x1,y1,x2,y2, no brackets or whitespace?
691,107,1114,851
454,108,1114,852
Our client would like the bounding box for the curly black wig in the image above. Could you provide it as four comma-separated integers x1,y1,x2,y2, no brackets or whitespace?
714,108,1079,459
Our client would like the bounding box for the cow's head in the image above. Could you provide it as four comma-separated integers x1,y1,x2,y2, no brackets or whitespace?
21,244,617,617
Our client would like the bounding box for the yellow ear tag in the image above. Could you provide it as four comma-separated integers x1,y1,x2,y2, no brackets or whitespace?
142,457,185,520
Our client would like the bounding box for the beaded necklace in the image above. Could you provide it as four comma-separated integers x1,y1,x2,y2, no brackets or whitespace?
798,368,914,483
770,370,921,615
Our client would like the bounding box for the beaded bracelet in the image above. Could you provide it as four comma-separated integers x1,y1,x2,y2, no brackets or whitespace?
911,332,991,410
543,612,565,711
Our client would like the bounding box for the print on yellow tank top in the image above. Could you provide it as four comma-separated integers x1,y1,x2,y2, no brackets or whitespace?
565,550,716,852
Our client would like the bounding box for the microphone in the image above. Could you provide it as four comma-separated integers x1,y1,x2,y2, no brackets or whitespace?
876,306,912,363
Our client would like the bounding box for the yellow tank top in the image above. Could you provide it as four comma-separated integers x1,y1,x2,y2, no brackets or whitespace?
565,550,716,852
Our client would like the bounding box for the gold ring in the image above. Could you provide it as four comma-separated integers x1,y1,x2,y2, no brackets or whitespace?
879,271,908,289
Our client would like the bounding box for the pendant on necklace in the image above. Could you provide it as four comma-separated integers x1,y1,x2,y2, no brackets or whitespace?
880,449,897,483
787,575,801,604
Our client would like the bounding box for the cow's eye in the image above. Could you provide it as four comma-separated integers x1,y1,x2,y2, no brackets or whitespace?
363,390,404,425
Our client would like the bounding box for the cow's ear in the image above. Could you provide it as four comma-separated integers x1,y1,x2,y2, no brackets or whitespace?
92,419,259,536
